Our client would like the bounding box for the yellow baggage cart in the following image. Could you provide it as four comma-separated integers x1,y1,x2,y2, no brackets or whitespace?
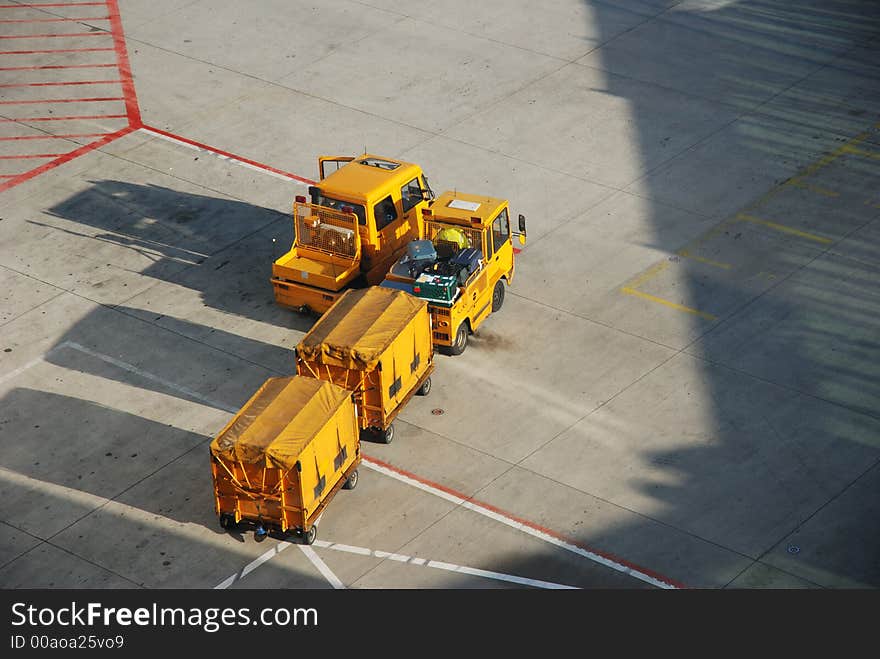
295,286,434,444
210,376,360,544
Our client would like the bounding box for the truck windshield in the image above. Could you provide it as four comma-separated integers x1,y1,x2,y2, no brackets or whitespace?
311,193,367,226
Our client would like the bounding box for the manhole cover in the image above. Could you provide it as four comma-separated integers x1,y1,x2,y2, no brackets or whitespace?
431,408,444,416
787,545,800,555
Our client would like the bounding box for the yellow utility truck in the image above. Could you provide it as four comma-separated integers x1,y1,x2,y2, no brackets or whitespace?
382,191,526,355
296,286,434,444
271,154,435,314
210,376,360,544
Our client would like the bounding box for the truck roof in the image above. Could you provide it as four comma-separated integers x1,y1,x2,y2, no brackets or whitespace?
319,154,423,203
428,190,508,226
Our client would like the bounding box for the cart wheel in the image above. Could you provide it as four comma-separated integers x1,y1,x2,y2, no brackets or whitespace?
448,323,468,356
378,423,394,444
416,377,432,396
219,513,237,530
492,280,505,312
342,469,359,490
303,525,317,545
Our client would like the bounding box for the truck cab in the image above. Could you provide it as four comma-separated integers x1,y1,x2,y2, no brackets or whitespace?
272,154,434,314
381,190,526,355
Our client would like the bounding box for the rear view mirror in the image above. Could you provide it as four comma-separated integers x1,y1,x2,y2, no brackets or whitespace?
518,214,526,234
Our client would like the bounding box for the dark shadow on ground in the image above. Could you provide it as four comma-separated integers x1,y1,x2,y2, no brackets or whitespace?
44,179,313,332
578,0,880,587
0,387,331,588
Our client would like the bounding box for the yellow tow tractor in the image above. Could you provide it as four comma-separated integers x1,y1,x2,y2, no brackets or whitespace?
381,190,526,355
271,154,435,315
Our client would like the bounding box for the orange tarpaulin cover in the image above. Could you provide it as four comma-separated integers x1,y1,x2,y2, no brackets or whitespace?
210,376,351,470
297,286,427,370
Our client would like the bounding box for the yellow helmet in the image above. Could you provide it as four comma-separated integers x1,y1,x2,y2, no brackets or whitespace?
434,227,468,249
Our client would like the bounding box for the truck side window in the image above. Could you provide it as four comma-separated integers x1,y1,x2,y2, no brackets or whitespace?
401,178,422,213
312,192,367,226
492,209,510,253
375,195,398,231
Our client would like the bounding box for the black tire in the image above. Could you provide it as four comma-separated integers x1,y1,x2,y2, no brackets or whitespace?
416,377,432,396
492,280,505,312
448,323,468,356
378,423,394,444
219,513,237,530
303,525,317,545
342,470,359,490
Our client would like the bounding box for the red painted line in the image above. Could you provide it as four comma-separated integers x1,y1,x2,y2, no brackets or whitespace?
0,96,125,105
0,62,115,71
0,153,63,159
0,16,109,23
0,47,114,55
141,125,316,184
0,174,20,178
0,96,123,104
0,113,126,122
363,454,689,589
0,32,111,39
0,3,106,7
0,79,122,87
0,132,107,140
105,0,139,126
0,124,133,193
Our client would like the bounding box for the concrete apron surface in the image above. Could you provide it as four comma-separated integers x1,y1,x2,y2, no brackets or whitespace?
0,0,879,589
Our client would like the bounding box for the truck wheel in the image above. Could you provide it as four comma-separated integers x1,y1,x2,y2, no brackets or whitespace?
378,424,394,444
416,377,432,396
342,470,359,490
448,323,468,356
492,280,505,312
219,513,237,530
303,525,317,545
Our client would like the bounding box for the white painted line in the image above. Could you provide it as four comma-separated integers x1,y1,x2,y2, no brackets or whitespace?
425,560,577,589
460,500,673,589
21,338,674,589
300,545,345,590
59,341,237,414
362,460,465,506
329,541,578,589
362,459,677,589
139,127,308,184
0,353,46,385
0,343,235,416
216,542,292,589
214,575,236,590
241,543,286,579
215,536,580,589
325,543,372,556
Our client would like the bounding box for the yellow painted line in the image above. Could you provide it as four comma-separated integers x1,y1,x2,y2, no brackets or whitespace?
741,125,874,212
842,144,880,161
621,287,717,321
677,248,732,270
786,178,840,198
625,260,669,289
736,213,833,245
